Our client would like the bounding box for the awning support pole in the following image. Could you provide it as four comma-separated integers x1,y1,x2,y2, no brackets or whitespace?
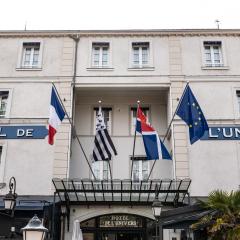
52,192,56,240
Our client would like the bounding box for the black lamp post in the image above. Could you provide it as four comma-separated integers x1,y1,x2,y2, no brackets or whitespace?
152,197,163,240
21,215,48,240
3,177,17,216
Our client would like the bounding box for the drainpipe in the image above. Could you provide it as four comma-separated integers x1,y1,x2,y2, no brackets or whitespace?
67,34,80,178
70,34,80,126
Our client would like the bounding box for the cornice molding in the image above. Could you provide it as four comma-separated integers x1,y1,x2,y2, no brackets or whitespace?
1,29,240,38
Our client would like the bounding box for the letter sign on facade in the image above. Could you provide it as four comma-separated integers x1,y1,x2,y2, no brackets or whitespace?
0,126,48,139
201,126,240,140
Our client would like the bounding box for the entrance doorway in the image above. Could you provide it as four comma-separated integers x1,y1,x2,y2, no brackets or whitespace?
100,232,142,240
81,214,153,240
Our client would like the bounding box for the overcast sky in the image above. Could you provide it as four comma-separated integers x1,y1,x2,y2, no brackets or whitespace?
0,0,239,30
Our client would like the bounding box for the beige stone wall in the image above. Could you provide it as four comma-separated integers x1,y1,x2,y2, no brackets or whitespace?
168,37,189,179
52,37,75,179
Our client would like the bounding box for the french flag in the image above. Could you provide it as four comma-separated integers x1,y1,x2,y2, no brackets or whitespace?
48,87,65,145
136,107,171,160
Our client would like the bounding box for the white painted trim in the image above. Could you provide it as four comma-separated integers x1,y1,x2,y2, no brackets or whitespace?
93,108,112,135
16,39,44,69
128,39,154,69
200,38,228,68
0,88,13,118
232,87,240,119
91,161,111,180
88,39,113,69
131,159,150,181
0,142,7,183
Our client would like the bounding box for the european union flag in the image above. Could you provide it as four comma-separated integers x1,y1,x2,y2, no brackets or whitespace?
176,85,209,144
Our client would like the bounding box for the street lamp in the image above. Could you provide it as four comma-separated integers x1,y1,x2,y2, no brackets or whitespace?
152,197,163,240
152,198,163,218
21,215,48,240
3,177,17,213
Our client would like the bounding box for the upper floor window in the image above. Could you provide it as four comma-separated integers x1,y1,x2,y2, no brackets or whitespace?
93,107,112,134
132,42,149,68
0,91,9,118
92,42,109,68
203,41,223,67
237,91,240,114
132,158,149,182
130,107,149,135
0,146,2,165
21,42,41,68
92,161,110,180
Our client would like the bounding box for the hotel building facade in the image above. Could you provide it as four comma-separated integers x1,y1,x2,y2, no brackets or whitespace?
0,29,239,240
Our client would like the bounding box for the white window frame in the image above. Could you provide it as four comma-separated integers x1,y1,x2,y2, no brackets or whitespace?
201,39,228,69
92,161,110,180
0,143,7,183
0,91,9,118
232,87,240,119
93,107,112,135
236,90,240,117
130,107,150,135
131,158,150,182
128,40,154,69
88,40,113,69
0,89,12,118
17,40,43,70
92,42,110,68
132,42,149,68
203,41,223,67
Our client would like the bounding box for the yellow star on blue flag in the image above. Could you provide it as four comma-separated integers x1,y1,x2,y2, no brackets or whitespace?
176,85,209,144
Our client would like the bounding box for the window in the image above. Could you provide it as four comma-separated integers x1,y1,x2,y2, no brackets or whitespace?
92,161,110,180
0,91,9,118
93,108,112,134
130,107,149,135
92,42,109,67
132,42,149,68
203,41,223,67
21,42,41,68
237,91,240,114
132,158,149,181
0,146,2,165
0,145,5,182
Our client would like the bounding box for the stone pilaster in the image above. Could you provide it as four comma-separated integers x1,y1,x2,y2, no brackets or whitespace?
169,37,189,179
52,37,74,179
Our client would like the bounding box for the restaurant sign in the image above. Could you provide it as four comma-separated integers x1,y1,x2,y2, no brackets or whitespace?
99,215,142,228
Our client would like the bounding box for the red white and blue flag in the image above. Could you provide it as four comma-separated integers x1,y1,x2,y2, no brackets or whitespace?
48,87,65,145
136,106,171,160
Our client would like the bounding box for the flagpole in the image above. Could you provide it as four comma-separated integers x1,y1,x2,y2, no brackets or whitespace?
146,82,189,180
130,101,140,180
107,160,113,181
52,83,97,180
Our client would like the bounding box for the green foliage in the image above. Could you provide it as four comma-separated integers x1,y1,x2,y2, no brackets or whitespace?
191,190,240,240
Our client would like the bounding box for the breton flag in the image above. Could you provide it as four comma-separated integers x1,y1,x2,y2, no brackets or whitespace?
48,87,65,145
92,107,117,161
176,85,209,144
136,107,171,160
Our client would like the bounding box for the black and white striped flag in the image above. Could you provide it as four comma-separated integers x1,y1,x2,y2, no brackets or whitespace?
92,107,117,161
